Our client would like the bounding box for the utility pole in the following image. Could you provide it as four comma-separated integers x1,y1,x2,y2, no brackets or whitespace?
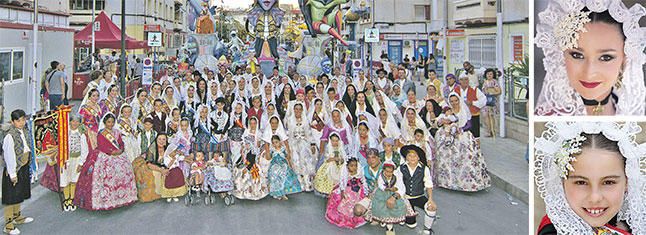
120,0,126,97
31,0,38,115
91,0,96,66
496,0,505,138
442,0,448,79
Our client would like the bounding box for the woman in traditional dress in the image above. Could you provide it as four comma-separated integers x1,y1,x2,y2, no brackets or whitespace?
148,82,163,105
99,85,121,116
423,84,445,106
158,137,188,202
350,92,375,126
377,109,402,146
209,97,230,159
371,90,403,124
195,79,208,104
74,113,138,210
419,99,442,136
130,89,153,131
309,98,329,145
320,109,353,151
193,104,212,155
131,134,165,203
401,89,424,113
117,104,140,163
276,83,296,120
314,132,346,196
266,135,302,200
180,84,200,127
325,157,367,229
286,102,317,191
162,86,179,114
232,117,270,200
79,89,103,150
260,103,278,132
342,84,357,112
434,93,491,191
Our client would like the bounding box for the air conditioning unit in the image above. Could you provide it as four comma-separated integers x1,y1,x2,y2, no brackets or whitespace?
404,40,412,47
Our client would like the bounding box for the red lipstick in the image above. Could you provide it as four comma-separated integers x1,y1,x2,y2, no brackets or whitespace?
580,81,602,88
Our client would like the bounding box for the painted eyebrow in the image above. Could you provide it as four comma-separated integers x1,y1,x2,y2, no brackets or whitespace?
567,175,623,180
570,47,618,53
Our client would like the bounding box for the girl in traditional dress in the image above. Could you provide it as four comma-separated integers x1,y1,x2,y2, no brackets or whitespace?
59,115,89,211
79,89,103,150
277,83,296,120
401,107,433,147
434,93,490,191
162,86,179,114
171,118,193,177
193,105,212,155
342,84,357,112
286,102,316,191
159,139,188,202
350,92,375,126
148,82,163,105
195,79,208,104
325,157,367,229
74,113,138,211
371,90,403,124
117,104,140,163
209,97,230,158
379,139,403,169
377,109,402,146
130,89,153,131
248,77,262,98
228,101,247,166
232,117,269,200
370,161,417,233
180,84,200,126
165,107,181,137
390,83,406,107
535,122,646,234
99,85,121,116
266,135,302,200
131,134,166,203
314,132,346,196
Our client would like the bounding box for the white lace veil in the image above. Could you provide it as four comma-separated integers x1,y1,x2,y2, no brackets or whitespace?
535,122,646,234
535,0,646,115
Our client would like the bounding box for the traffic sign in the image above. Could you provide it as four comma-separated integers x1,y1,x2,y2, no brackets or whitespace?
93,21,100,32
364,28,379,43
142,58,153,85
147,32,162,47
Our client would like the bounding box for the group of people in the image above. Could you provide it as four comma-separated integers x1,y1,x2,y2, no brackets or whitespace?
6,54,496,234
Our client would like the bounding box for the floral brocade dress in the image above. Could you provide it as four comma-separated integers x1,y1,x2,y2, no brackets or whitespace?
434,125,491,192
267,147,302,197
325,176,367,229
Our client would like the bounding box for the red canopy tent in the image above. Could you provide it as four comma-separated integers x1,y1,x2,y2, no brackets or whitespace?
74,11,148,49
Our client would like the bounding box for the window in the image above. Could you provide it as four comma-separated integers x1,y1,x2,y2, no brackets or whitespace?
468,37,496,69
414,5,431,21
0,49,25,82
70,0,105,10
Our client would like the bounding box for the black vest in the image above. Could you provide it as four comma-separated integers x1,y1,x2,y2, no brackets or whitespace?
401,164,425,197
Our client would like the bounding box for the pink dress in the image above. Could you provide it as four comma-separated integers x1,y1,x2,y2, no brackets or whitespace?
325,176,367,229
74,129,138,211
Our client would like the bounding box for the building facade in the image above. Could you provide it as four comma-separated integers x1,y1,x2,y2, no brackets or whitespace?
0,0,75,119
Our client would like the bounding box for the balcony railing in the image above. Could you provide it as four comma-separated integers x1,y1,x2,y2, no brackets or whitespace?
504,74,528,120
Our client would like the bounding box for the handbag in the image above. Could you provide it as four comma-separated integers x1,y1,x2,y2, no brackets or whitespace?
486,94,497,107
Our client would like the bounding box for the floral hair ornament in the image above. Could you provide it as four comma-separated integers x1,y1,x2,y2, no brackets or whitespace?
553,134,586,179
534,122,646,234
554,10,591,50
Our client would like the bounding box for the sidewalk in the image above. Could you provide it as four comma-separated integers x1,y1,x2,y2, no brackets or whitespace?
480,133,529,204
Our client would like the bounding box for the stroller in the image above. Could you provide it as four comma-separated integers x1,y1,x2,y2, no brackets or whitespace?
201,151,235,206
184,163,212,206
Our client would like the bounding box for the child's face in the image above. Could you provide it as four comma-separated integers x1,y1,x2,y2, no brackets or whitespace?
384,143,392,152
415,133,424,141
180,120,189,131
272,138,281,147
406,151,419,166
347,161,357,174
144,122,153,131
383,167,394,178
196,153,204,162
563,148,626,228
70,119,80,130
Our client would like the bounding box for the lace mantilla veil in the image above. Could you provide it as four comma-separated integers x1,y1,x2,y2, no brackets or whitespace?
535,122,646,234
535,0,646,116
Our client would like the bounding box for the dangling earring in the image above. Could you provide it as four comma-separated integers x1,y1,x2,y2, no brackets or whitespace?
615,67,624,89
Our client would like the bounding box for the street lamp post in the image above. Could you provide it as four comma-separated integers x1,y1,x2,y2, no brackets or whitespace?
91,0,96,66
496,0,505,138
31,0,38,115
120,0,126,97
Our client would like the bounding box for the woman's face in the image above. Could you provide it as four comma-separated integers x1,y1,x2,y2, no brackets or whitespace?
171,109,179,120
270,118,278,130
250,119,257,130
330,136,340,147
563,147,626,228
165,88,174,97
198,80,206,91
348,86,356,96
294,105,303,118
316,84,324,94
252,78,259,88
152,85,162,95
264,84,272,94
157,135,167,147
425,101,434,112
332,111,341,123
379,110,387,122
564,22,625,101
268,105,275,115
180,120,189,131
138,91,147,101
406,109,415,122
357,93,365,103
393,86,401,96
109,87,118,98
315,100,323,111
188,86,195,96
486,71,495,80
122,107,132,118
235,104,243,114
200,107,207,118
90,91,99,103
283,84,291,94
450,96,460,109
296,93,304,101
447,77,456,86
104,117,115,129
358,125,368,137
365,81,374,91
407,90,416,102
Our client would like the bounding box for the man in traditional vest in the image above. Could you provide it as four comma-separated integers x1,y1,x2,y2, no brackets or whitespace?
454,75,487,142
2,109,34,234
400,145,436,235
